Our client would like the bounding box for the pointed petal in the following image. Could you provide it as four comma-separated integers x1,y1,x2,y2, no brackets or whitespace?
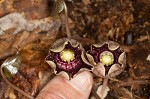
50,38,68,52
92,43,105,48
81,52,93,67
118,52,126,67
86,53,96,66
107,64,124,78
107,41,120,51
50,38,80,52
51,38,67,48
45,60,56,72
93,63,105,77
69,39,80,48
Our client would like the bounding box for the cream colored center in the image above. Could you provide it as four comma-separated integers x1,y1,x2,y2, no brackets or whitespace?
60,50,75,62
100,51,114,66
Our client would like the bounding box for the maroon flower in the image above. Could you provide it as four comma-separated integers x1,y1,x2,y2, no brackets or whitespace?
84,41,126,98
86,41,126,78
46,38,92,79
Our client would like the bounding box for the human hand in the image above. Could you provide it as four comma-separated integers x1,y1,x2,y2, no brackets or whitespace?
36,71,93,99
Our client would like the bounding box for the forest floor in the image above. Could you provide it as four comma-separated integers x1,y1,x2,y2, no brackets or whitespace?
0,0,149,99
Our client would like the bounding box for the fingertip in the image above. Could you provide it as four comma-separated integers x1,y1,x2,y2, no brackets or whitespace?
68,71,93,98
36,71,93,99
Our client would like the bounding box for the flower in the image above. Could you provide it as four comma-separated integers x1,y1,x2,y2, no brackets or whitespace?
45,38,92,79
86,41,126,78
84,41,126,99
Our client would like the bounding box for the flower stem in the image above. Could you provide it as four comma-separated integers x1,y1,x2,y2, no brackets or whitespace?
62,0,71,39
100,77,109,98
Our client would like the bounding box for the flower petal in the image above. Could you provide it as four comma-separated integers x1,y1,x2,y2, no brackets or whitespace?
50,38,80,52
92,43,105,48
107,41,120,51
45,60,57,73
93,63,105,77
81,52,93,66
50,38,69,52
69,39,80,48
86,53,96,66
107,64,124,78
118,52,126,67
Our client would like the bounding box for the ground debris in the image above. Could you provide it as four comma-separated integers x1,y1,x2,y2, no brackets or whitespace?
0,13,60,59
69,0,133,42
0,13,59,35
128,42,150,79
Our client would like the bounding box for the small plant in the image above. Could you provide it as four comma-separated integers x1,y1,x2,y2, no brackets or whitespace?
45,0,93,79
85,41,126,98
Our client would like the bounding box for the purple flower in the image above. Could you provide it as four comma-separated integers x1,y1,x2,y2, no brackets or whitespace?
86,41,126,78
84,41,126,98
46,38,92,79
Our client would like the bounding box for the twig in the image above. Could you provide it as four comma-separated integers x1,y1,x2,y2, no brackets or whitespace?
137,31,150,42
117,80,150,87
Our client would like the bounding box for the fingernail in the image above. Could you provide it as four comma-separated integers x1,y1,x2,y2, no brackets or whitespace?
68,71,93,93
